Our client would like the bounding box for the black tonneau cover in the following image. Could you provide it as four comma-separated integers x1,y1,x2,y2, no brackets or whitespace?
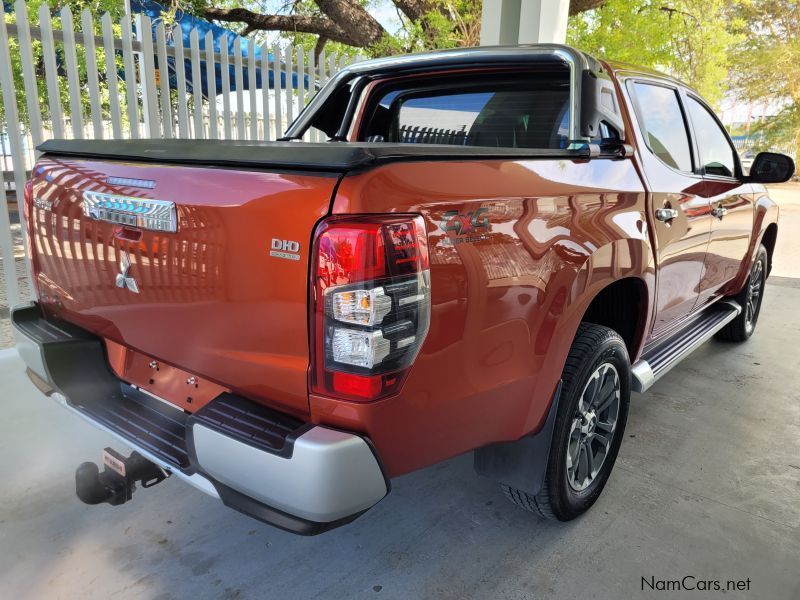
38,139,590,172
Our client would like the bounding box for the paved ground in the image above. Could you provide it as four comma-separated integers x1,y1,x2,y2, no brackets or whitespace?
1,184,799,599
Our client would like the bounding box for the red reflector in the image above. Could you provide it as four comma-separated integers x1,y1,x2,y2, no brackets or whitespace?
332,372,383,400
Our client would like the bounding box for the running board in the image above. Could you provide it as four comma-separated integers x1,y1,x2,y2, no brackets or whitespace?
631,300,741,393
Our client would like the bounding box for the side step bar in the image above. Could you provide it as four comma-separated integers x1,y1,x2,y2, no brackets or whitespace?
632,300,741,393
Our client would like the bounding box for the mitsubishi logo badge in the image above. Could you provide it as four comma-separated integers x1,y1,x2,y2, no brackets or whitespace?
115,252,140,294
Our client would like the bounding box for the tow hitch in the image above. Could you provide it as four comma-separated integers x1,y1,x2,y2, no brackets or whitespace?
75,448,168,506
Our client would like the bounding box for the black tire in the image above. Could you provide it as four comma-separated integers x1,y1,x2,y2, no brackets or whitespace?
715,245,768,342
502,323,630,521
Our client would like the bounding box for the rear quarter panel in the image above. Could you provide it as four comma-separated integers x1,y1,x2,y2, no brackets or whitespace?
727,183,780,294
313,157,653,476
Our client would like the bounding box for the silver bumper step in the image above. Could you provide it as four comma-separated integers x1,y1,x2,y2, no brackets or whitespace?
632,300,741,393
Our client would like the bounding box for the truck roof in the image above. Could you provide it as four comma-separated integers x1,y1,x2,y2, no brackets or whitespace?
342,44,691,94
342,44,597,75
603,59,695,93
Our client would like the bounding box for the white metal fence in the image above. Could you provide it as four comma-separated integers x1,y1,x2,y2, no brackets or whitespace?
0,1,358,309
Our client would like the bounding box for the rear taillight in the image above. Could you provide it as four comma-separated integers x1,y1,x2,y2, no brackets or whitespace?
310,215,430,402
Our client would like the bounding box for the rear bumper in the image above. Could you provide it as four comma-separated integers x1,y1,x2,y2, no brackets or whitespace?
12,303,389,535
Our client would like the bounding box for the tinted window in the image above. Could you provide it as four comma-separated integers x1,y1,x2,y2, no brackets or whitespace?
397,92,494,143
631,82,693,172
360,73,572,149
686,97,736,178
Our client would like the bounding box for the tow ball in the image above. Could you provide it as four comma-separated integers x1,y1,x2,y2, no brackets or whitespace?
75,448,168,506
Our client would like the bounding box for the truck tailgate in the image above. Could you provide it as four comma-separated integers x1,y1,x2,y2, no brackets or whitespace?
27,155,338,417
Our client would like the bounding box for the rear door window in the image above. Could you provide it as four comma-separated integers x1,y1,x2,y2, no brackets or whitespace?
685,96,737,178
359,71,572,149
629,82,693,172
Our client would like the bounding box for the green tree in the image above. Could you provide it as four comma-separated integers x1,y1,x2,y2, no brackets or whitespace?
731,0,800,159
567,0,742,106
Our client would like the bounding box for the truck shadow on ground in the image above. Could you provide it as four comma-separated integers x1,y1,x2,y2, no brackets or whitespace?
120,454,575,599
13,446,589,599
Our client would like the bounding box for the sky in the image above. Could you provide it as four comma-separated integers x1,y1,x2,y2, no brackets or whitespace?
371,0,404,34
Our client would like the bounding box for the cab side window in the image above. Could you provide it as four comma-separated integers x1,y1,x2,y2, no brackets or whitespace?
686,96,737,178
629,82,693,172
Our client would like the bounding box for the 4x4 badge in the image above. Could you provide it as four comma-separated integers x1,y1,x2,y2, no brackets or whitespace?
115,252,140,294
440,207,490,235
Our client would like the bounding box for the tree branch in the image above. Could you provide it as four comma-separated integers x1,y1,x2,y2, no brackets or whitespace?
314,35,328,60
201,7,359,46
569,0,607,16
202,0,387,49
393,0,431,22
315,0,387,47
657,6,699,23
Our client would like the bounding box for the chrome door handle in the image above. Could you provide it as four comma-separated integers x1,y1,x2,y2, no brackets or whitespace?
711,206,728,219
655,208,679,222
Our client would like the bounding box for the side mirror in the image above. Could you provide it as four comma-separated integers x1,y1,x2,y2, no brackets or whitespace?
746,152,795,183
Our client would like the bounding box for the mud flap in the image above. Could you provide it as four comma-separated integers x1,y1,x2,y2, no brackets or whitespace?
473,380,562,495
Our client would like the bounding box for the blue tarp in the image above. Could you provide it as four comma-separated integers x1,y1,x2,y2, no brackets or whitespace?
130,0,307,98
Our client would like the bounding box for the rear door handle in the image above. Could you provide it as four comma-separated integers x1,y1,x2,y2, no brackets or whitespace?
711,206,728,219
655,208,679,222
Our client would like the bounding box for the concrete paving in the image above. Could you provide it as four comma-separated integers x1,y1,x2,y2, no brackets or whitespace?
1,279,799,600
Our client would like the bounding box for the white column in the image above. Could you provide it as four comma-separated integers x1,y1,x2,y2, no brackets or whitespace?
480,0,522,46
481,0,570,45
518,0,569,44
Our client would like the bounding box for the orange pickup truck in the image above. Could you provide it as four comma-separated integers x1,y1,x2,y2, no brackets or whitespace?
13,45,794,534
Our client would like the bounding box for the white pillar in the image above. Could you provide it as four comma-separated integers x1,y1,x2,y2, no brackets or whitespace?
480,0,521,46
480,0,570,45
518,0,569,44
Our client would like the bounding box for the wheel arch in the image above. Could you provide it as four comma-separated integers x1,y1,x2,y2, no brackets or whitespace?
728,191,780,295
580,276,649,360
561,237,654,363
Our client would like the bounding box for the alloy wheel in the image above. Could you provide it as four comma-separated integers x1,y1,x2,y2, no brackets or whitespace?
745,259,765,334
566,363,621,492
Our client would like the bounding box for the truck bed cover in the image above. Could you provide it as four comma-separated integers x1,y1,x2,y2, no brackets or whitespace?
38,139,588,173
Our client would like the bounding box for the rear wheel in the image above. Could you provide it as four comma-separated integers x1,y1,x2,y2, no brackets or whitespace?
716,244,768,342
502,323,630,520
